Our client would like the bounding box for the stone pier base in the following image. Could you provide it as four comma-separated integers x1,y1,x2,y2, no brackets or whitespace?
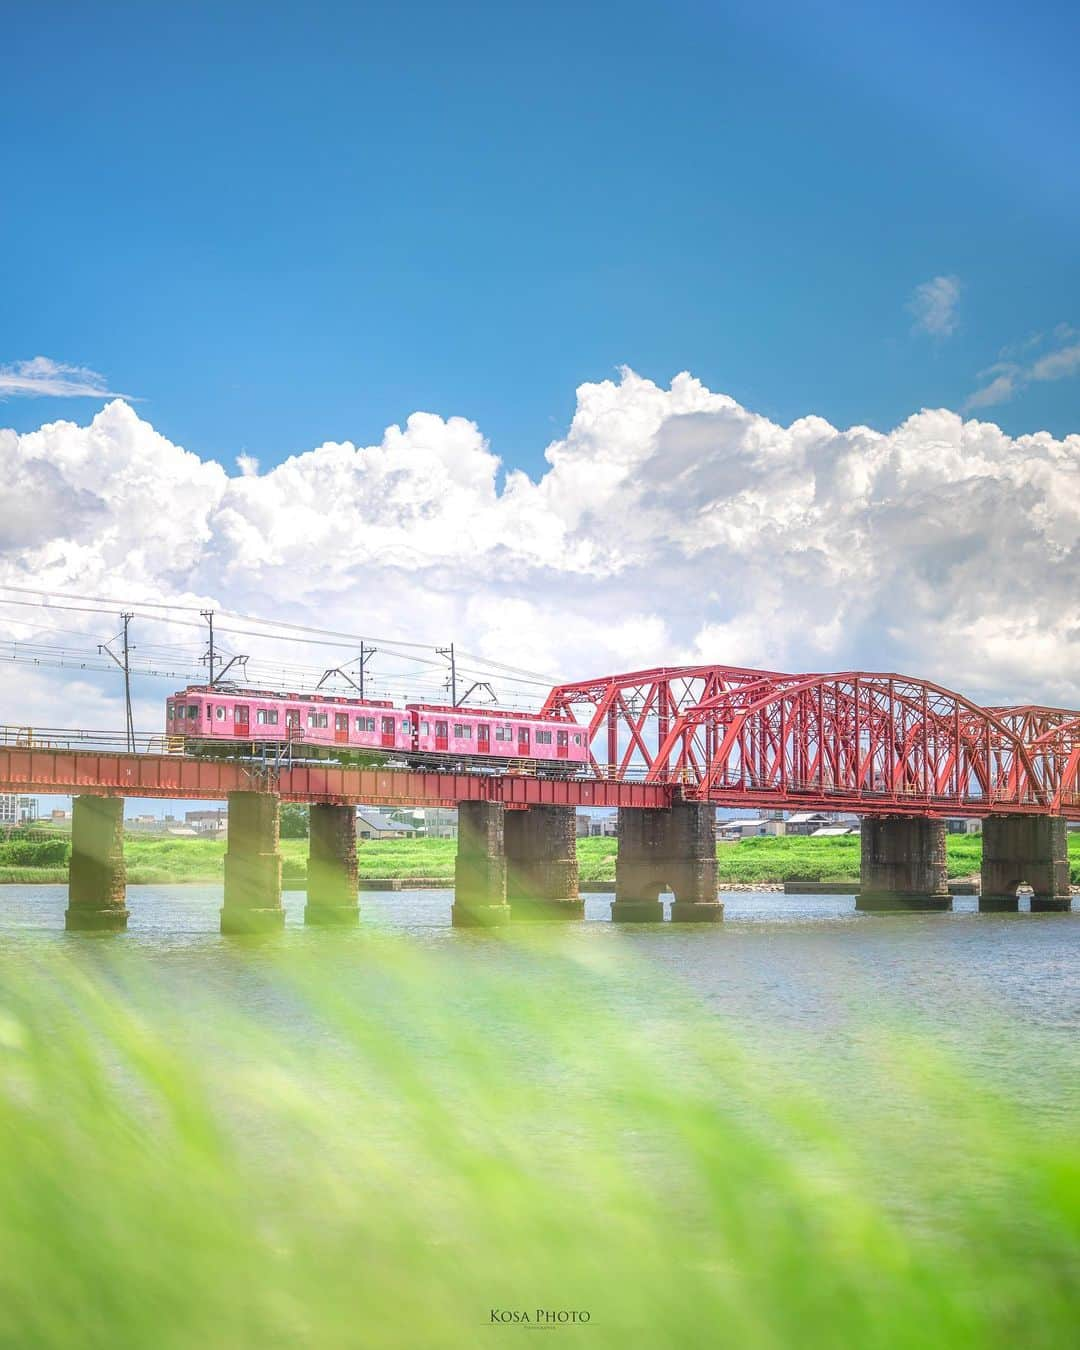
305,803,360,926
452,801,511,927
981,814,1071,913
613,802,722,923
66,795,129,931
506,805,584,920
220,792,285,934
857,816,951,912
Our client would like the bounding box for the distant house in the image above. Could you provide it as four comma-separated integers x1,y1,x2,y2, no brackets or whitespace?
784,812,834,836
185,809,228,835
810,826,858,837
356,809,412,841
386,807,454,838
717,818,782,842
945,818,981,835
588,812,618,838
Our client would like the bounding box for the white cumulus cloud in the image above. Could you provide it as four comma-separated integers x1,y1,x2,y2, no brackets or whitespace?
1,370,1079,733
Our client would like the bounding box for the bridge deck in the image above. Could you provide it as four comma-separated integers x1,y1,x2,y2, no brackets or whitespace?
0,747,1070,817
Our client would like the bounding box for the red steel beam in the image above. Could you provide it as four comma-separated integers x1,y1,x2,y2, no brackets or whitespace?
0,748,672,810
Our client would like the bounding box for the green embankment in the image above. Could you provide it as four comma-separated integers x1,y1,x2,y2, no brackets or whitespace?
2,831,1078,885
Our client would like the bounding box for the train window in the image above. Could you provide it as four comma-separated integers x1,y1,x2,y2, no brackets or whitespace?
573,734,582,745
308,712,328,729
355,716,376,733
188,705,199,719
215,707,226,721
257,709,280,725
494,725,509,741
453,724,463,737
535,730,552,744
420,721,429,735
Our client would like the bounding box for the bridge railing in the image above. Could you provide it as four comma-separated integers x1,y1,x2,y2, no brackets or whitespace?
0,725,191,756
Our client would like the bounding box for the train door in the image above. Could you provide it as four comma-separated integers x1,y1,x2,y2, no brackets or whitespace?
381,716,396,749
235,705,250,736
335,712,349,745
477,724,490,755
556,729,569,760
285,708,301,738
517,725,530,757
435,720,449,751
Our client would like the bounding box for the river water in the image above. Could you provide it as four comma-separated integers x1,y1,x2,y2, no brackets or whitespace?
2,885,1077,1121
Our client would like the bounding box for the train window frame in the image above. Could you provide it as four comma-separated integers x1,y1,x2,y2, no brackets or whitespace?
307,712,329,729
215,707,227,721
188,704,199,719
420,721,429,736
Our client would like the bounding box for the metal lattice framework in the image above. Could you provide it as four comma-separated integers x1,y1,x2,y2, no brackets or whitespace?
543,666,1080,816
541,665,787,781
1012,712,1080,814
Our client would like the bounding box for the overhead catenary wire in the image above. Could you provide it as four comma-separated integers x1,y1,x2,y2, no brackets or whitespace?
0,583,559,710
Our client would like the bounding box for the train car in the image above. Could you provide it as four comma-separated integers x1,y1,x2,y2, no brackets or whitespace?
405,703,588,771
165,686,414,756
164,686,590,774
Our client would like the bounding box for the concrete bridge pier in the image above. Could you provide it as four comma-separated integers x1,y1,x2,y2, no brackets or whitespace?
980,814,1071,912
452,801,511,927
612,802,722,923
857,816,951,912
505,805,583,920
304,803,360,926
66,795,129,931
220,791,285,934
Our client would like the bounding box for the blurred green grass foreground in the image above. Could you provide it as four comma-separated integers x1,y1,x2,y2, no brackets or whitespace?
0,935,1076,1348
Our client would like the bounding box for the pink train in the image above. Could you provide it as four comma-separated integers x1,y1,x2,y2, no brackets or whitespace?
165,686,590,772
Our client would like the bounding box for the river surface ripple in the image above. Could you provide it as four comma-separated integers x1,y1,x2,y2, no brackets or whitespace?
1,885,1076,1121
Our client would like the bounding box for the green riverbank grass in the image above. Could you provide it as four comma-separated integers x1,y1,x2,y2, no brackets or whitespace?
5,832,1079,885
0,937,1075,1347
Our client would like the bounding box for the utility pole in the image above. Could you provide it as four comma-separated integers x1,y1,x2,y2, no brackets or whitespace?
317,643,377,699
437,642,457,707
99,613,135,753
201,609,216,685
358,640,375,699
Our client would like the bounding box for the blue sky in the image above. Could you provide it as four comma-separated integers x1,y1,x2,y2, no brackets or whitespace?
3,0,1078,473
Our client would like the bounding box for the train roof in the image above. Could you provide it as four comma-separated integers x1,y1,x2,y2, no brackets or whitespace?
405,702,574,724
170,685,394,708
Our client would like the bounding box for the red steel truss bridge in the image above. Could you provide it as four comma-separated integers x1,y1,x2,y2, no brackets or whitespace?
1,665,1079,816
